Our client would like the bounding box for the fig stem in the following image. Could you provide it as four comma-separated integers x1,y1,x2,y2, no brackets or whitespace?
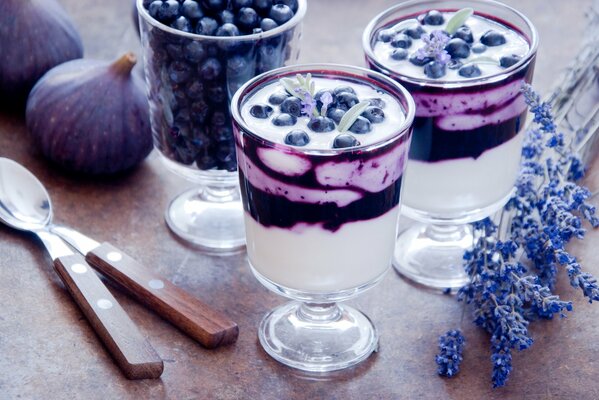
110,52,137,76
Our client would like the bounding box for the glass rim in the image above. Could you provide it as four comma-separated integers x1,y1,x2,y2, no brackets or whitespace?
362,0,539,88
136,0,307,42
230,63,416,156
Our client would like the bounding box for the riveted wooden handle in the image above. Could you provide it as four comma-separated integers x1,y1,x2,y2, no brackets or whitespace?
53,254,164,379
86,243,239,348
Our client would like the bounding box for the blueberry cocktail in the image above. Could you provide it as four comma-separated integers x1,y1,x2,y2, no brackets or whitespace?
231,65,414,371
137,0,306,249
364,0,537,288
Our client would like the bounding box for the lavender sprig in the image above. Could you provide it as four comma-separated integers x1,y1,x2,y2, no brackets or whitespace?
436,330,465,377
416,30,451,64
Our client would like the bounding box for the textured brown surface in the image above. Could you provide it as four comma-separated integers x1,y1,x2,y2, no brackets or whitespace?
1,0,598,399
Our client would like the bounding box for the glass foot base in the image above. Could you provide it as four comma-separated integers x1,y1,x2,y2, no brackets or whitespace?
165,185,245,251
393,223,472,290
259,301,378,372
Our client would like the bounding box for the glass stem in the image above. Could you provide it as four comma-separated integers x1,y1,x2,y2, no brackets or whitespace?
424,223,469,243
297,302,342,324
196,183,240,203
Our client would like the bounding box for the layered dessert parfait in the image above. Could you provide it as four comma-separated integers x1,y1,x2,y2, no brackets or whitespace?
137,0,305,173
364,2,537,219
231,67,414,293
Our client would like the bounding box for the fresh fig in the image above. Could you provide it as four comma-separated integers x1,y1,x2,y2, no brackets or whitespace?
0,0,84,104
26,53,153,175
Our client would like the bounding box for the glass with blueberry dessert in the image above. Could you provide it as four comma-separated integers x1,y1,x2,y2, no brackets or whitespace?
231,64,414,372
363,0,538,289
137,0,306,249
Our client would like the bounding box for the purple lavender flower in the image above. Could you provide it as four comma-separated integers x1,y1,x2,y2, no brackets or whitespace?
294,87,317,117
319,91,333,117
416,30,451,64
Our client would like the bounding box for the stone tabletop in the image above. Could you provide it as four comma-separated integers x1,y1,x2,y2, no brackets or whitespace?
1,0,598,399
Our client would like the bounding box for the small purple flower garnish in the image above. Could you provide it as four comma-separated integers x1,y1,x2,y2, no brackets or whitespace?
416,30,451,64
319,91,333,117
294,87,317,117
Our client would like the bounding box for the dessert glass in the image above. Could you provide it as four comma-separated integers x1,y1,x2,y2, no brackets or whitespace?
137,0,306,250
231,64,414,371
363,0,538,289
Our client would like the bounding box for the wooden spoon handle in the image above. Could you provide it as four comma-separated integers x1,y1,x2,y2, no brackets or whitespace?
53,253,164,379
86,243,238,348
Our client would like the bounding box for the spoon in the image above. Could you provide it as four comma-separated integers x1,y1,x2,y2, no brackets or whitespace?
0,158,163,379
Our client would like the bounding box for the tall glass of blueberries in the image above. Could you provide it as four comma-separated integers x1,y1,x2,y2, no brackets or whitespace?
137,0,306,249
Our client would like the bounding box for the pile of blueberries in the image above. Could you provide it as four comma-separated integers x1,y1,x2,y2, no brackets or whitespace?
249,85,386,149
143,0,300,171
377,9,522,79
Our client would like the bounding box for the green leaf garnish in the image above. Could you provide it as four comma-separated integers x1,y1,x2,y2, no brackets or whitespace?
337,101,370,133
281,73,315,99
445,8,473,35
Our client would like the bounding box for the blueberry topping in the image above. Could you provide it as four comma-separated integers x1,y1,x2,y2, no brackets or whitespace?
336,92,360,111
171,16,192,32
424,61,446,79
326,108,345,124
168,61,192,83
253,0,273,14
390,33,412,49
260,18,278,31
307,116,335,132
423,10,444,25
391,48,408,60
452,26,473,43
184,41,207,63
445,38,470,59
480,30,506,46
199,58,222,80
284,130,310,146
458,64,482,78
181,0,204,19
333,86,356,95
269,4,294,24
218,10,235,24
404,25,426,39
333,134,360,148
367,98,386,109
280,97,302,117
349,116,372,134
157,0,180,21
500,55,522,68
362,106,385,123
232,0,253,10
148,1,162,18
274,0,299,13
250,104,273,118
268,92,288,105
409,54,432,66
202,0,227,12
216,22,240,37
377,29,394,43
447,59,463,70
236,7,260,30
196,17,219,35
272,113,297,126
471,43,486,54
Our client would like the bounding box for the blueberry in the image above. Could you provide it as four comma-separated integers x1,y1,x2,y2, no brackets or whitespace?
148,1,163,19
227,55,252,77
308,116,335,132
336,92,359,111
391,33,412,49
196,17,218,35
272,113,297,126
216,23,240,37
202,0,227,12
186,80,204,99
206,84,226,103
447,59,463,70
274,0,298,13
143,0,154,8
362,106,384,123
471,43,486,54
199,58,222,80
423,10,444,25
232,0,253,10
166,43,184,60
260,18,278,31
480,30,506,46
218,10,235,24
424,61,446,79
168,61,192,83
452,26,473,43
445,38,470,59
211,111,228,126
181,0,203,19
333,86,356,95
391,48,408,60
268,92,288,105
171,16,192,32
269,4,294,24
333,134,359,148
184,41,206,63
280,97,302,117
409,54,432,66
458,64,482,78
367,98,386,109
284,130,310,146
349,116,371,134
157,0,180,21
404,25,425,39
236,7,260,30
377,29,394,43
196,155,218,170
250,104,273,119
190,100,210,123
326,108,345,123
500,55,521,68
253,0,273,15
